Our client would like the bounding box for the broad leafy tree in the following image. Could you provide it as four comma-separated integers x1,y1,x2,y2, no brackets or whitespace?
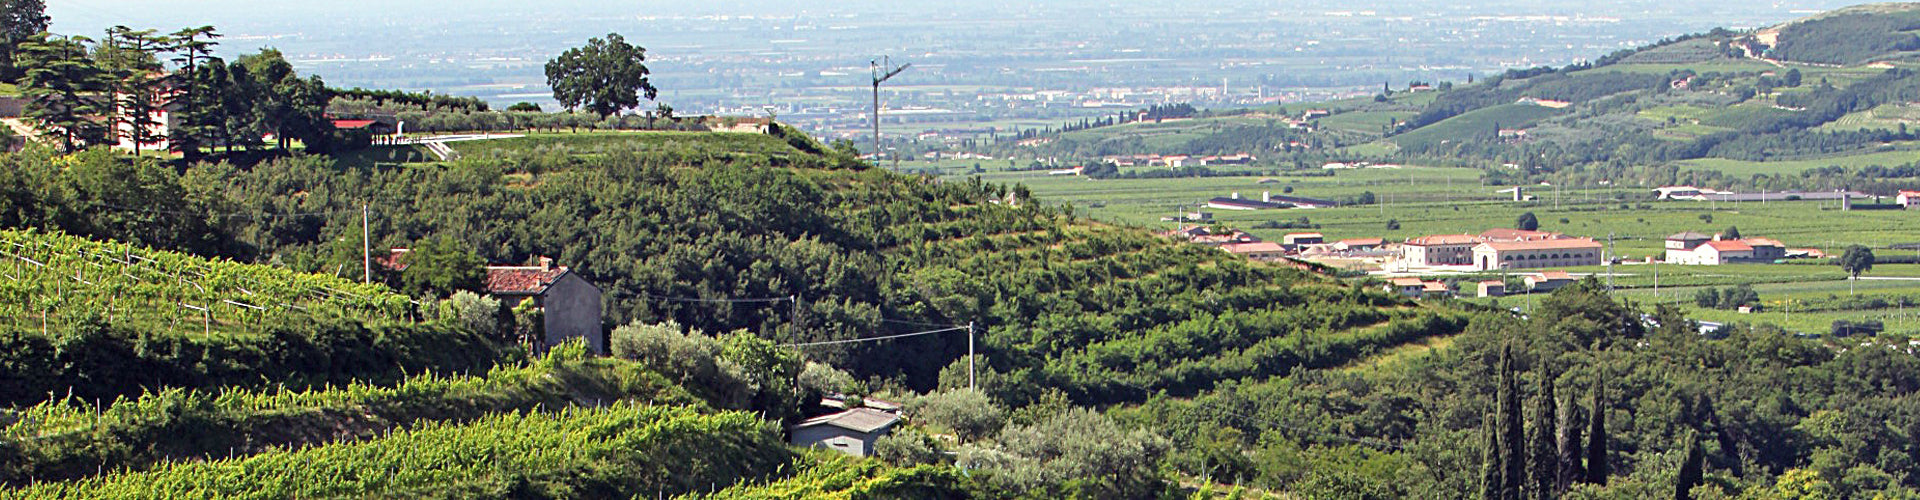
1840,244,1874,294
545,33,658,117
400,234,486,298
1516,212,1539,231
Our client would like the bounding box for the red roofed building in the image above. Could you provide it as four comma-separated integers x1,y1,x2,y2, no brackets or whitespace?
1401,234,1480,266
1665,231,1787,265
374,248,603,353
1470,238,1604,271
1220,241,1288,261
486,257,605,354
331,119,397,135
1900,190,1920,209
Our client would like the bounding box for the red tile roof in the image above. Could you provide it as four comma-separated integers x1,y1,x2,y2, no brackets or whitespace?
331,119,378,129
1389,277,1425,286
1338,238,1386,246
1478,228,1566,241
1741,238,1783,248
1475,238,1603,252
1702,240,1753,252
373,248,411,271
1531,271,1575,281
485,266,570,295
1405,234,1479,246
1221,241,1287,254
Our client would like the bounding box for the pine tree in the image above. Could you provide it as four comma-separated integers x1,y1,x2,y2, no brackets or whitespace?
165,25,220,160
1675,430,1703,500
1529,377,1559,500
1586,384,1608,485
98,26,166,154
19,34,110,152
1555,390,1584,493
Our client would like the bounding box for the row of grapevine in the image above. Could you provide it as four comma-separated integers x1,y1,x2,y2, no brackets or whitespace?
685,452,974,499
3,403,790,499
0,228,414,337
0,342,694,485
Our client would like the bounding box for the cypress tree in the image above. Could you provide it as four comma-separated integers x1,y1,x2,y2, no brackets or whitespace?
1586,384,1608,485
1481,413,1501,500
1528,377,1559,500
1555,390,1584,493
1675,430,1704,500
1498,344,1526,500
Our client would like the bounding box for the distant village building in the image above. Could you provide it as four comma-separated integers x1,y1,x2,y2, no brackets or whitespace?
1516,97,1572,108
1220,241,1288,261
1403,229,1576,268
1523,271,1576,292
1333,238,1385,252
788,408,901,457
1282,233,1325,248
1664,232,1786,265
1160,226,1261,246
1387,277,1427,297
1401,234,1481,266
1471,238,1604,271
1477,280,1506,297
1206,192,1339,211
1899,190,1920,209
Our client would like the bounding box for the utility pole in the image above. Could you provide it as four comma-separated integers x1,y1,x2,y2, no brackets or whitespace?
362,204,371,284
967,321,976,391
1606,232,1615,292
871,57,910,165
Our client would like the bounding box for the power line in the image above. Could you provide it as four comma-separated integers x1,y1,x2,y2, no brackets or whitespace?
880,317,965,328
94,203,355,220
779,325,966,348
637,293,794,303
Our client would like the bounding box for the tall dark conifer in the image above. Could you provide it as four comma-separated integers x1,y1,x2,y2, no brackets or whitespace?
1529,377,1559,500
1586,384,1608,485
1498,344,1526,500
1556,390,1584,493
1675,430,1704,500
1481,413,1501,500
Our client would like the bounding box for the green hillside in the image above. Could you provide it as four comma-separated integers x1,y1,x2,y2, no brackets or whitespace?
1768,3,1920,65
1388,103,1565,150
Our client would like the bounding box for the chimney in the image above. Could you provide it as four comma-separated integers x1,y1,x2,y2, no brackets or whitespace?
1263,191,1272,203
539,256,553,271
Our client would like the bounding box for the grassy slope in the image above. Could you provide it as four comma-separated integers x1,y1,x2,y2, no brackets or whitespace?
1387,103,1564,149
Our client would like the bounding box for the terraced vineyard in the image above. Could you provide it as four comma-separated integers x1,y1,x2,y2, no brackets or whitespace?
0,228,413,335
0,343,695,485
0,228,502,408
3,403,788,499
